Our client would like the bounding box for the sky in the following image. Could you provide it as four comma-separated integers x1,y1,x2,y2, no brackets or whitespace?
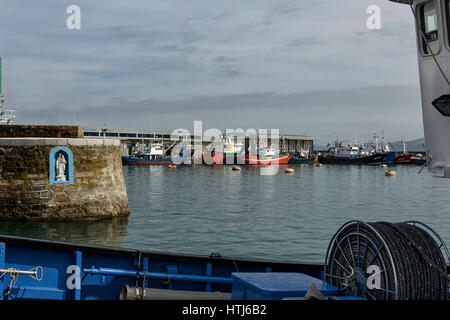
0,0,422,144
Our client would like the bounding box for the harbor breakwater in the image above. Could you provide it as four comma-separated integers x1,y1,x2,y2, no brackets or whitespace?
0,125,130,221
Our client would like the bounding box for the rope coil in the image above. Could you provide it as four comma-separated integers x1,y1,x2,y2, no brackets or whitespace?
324,221,449,300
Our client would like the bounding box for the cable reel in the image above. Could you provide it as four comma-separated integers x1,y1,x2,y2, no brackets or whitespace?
324,221,449,300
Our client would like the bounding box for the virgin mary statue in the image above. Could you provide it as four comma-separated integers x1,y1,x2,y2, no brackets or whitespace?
56,153,67,181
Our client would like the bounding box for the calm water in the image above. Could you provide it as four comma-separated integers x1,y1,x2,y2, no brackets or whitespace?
1,164,450,263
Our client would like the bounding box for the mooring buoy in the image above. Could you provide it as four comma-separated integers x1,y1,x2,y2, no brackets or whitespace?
385,170,396,176
232,166,241,171
316,163,323,167
284,168,295,174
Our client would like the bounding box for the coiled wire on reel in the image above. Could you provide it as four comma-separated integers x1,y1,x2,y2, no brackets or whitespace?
324,221,449,300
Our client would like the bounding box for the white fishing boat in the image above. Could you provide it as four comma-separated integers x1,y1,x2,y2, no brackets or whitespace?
223,136,244,157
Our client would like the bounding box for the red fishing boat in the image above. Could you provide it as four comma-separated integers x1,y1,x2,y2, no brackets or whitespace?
245,146,290,165
393,139,413,164
245,154,290,165
394,153,413,164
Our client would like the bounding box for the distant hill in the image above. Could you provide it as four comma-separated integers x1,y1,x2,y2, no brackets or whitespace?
314,138,426,152
314,144,329,151
389,138,425,152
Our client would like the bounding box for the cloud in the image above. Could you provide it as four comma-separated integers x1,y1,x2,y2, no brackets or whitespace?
0,0,422,143
16,84,422,144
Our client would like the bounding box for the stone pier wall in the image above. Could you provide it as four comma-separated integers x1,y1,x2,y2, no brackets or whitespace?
0,138,130,221
0,125,84,138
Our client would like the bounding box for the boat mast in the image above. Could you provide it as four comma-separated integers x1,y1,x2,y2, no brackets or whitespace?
381,130,389,152
0,57,16,125
373,132,379,152
401,138,407,154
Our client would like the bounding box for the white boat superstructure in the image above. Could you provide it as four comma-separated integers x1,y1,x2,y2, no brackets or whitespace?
330,144,371,158
366,132,391,153
258,145,276,158
143,142,165,156
223,136,244,155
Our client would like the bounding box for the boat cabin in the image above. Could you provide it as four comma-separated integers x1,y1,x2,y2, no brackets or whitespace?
391,0,450,177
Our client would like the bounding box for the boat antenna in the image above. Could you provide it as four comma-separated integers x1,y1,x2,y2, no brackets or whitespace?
409,4,450,88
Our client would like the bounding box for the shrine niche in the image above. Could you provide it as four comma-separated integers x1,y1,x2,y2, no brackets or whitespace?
49,147,74,185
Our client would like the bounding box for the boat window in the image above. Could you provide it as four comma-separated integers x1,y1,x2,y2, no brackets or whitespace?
420,1,439,55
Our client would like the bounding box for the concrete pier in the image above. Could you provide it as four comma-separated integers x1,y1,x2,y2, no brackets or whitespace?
84,127,319,157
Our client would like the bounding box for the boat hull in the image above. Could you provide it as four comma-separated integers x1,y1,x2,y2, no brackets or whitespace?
289,157,315,164
394,154,413,164
0,234,322,300
318,152,394,165
122,156,173,165
245,155,290,165
410,158,427,166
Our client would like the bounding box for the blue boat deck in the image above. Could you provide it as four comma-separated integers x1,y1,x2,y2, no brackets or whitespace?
0,235,324,300
0,234,448,300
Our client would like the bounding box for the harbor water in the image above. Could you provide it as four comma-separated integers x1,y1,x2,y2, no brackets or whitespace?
1,164,449,263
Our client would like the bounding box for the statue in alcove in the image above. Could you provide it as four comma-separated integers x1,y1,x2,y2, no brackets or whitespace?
56,152,67,181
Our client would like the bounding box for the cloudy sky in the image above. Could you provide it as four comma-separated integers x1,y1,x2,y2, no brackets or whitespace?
0,0,421,144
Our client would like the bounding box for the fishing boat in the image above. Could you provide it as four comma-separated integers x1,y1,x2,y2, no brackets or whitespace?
122,142,194,165
223,137,244,158
394,154,413,164
203,137,246,165
222,137,245,165
1,0,449,302
410,153,427,166
288,148,315,164
394,139,414,164
318,152,393,165
122,142,173,165
288,156,315,164
318,138,395,165
245,146,290,165
245,154,290,165
0,220,447,301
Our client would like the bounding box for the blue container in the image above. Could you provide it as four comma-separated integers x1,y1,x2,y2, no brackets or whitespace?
231,272,338,300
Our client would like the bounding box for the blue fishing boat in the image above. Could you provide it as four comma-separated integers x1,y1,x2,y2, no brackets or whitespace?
122,154,174,165
0,234,323,300
122,142,194,165
317,134,397,165
122,142,173,165
410,154,427,166
0,219,447,300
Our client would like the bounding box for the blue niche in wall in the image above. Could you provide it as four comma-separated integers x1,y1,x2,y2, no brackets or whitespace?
49,146,74,185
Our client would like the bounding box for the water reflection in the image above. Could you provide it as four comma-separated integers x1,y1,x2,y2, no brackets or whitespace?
2,164,450,264
122,164,450,263
0,217,129,247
